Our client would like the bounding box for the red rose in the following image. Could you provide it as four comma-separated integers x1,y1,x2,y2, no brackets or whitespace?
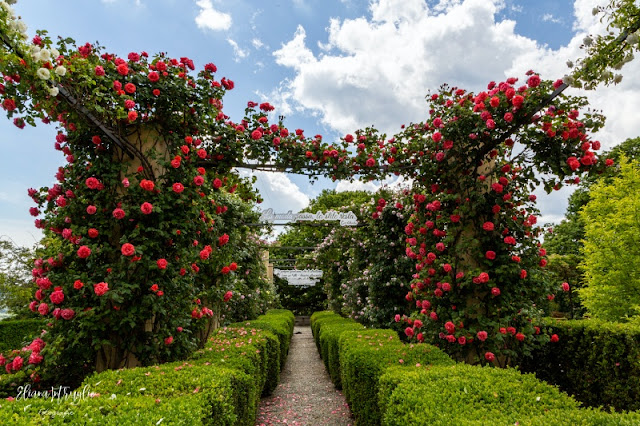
221,266,231,275
117,63,129,76
12,356,24,371
435,242,445,252
164,336,173,345
50,290,64,305
87,205,97,215
172,183,184,193
218,234,229,246
88,228,99,238
550,334,559,342
485,352,495,362
94,282,109,296
444,321,455,334
485,251,496,260
60,308,75,320
199,249,210,260
3,98,17,111
73,280,84,290
224,290,233,302
477,331,488,341
491,183,504,193
140,202,153,214
112,208,126,219
491,287,501,296
157,259,168,269
38,303,49,315
150,284,159,292
213,178,222,189
516,332,525,342
193,176,204,186
562,282,570,292
482,222,494,231
94,65,105,76
128,111,138,121
121,243,135,256
405,327,415,338
506,326,516,335
512,95,524,107
148,71,159,82
77,245,91,259
520,269,527,279
527,75,541,88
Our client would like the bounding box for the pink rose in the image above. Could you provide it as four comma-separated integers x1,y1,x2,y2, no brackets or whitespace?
77,245,91,259
140,202,153,215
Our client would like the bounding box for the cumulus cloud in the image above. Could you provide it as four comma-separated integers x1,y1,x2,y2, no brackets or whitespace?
272,0,640,223
195,0,232,32
237,169,310,214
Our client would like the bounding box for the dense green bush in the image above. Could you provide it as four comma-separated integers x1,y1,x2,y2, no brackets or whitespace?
521,318,640,411
339,329,455,425
0,319,45,353
379,365,640,426
0,309,294,425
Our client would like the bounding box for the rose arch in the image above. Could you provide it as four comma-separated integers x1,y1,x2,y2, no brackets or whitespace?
0,1,618,386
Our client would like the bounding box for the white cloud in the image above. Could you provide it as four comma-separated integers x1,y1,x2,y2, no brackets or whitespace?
272,0,640,224
542,13,562,24
237,169,310,214
195,0,232,32
227,39,248,62
252,38,265,49
0,219,43,249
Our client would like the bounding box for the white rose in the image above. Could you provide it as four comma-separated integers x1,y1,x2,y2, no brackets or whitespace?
49,86,59,97
36,67,50,80
50,48,60,59
39,49,51,62
55,66,66,77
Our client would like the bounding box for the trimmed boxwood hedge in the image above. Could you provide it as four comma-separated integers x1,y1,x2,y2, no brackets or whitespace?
312,311,640,426
0,309,294,425
379,365,640,425
521,318,640,412
0,319,46,353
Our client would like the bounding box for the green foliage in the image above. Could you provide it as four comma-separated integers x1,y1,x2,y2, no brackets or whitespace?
522,318,640,412
0,238,36,319
0,319,45,353
314,189,415,329
274,190,372,316
0,309,294,424
579,157,640,321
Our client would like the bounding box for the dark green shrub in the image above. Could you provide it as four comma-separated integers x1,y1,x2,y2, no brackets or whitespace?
521,318,640,411
0,319,46,353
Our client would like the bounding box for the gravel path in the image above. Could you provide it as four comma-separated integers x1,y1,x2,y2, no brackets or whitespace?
256,326,353,426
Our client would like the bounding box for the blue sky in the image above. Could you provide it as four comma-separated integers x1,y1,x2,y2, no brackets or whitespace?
2,0,639,247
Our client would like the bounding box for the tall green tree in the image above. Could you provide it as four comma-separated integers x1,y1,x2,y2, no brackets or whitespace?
579,157,640,321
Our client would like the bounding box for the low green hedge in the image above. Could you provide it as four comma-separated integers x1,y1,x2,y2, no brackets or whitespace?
379,365,640,425
521,318,640,412
0,319,46,353
311,311,640,426
0,393,208,425
339,329,455,425
0,309,294,425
